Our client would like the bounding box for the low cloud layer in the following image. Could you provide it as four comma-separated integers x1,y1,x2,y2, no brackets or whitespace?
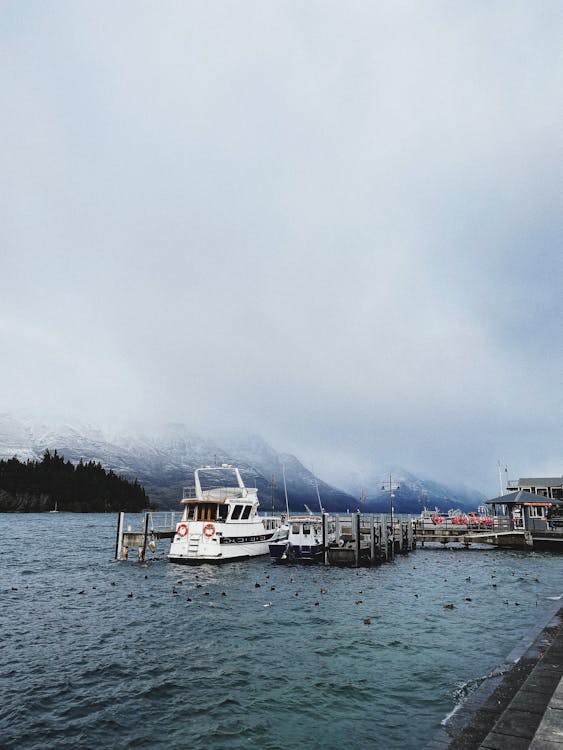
1,2,560,493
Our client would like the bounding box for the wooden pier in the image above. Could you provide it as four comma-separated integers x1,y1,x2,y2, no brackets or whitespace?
324,512,416,566
115,511,562,562
115,511,180,561
115,510,417,566
415,519,563,550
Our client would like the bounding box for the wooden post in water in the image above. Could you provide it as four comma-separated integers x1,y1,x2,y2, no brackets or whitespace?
370,517,376,562
322,512,329,566
141,512,150,562
381,517,388,561
115,512,124,560
354,512,361,568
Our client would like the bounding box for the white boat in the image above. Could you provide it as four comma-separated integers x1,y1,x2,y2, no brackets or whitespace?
49,501,59,514
168,465,287,564
269,515,334,563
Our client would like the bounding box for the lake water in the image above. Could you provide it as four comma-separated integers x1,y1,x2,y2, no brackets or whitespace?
1,513,562,750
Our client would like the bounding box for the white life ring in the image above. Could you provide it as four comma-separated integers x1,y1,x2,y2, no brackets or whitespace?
177,523,189,538
203,523,215,538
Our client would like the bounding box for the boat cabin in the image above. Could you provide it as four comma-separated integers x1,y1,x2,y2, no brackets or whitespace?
182,496,257,523
180,465,259,524
289,517,323,542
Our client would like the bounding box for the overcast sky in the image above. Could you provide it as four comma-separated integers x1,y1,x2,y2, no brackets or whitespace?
1,2,561,493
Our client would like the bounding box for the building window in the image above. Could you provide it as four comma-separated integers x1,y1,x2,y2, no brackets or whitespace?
528,506,545,518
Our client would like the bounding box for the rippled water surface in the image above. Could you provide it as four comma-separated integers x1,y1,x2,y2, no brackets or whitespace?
1,514,562,750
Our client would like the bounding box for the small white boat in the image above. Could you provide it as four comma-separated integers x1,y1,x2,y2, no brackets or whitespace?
49,501,59,514
168,465,287,565
269,515,334,563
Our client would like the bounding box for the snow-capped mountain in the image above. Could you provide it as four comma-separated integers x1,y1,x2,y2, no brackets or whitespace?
0,413,485,512
0,414,355,511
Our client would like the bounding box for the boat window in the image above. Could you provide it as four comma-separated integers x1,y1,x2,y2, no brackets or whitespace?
197,503,215,522
291,524,301,534
217,505,228,521
231,505,243,520
186,505,195,520
303,524,311,535
241,505,251,520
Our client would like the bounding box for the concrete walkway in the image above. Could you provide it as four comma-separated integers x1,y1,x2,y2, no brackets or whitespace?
478,623,563,749
427,607,563,749
529,676,563,748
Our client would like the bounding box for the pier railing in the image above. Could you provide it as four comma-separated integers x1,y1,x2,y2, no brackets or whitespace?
416,516,511,531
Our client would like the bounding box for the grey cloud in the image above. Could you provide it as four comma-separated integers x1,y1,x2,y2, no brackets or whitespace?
1,1,560,494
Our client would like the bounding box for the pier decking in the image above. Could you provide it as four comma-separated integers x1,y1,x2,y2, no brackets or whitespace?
415,519,563,550
115,511,563,563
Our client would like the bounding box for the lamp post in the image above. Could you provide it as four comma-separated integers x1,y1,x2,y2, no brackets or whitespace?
382,472,400,560
497,460,508,498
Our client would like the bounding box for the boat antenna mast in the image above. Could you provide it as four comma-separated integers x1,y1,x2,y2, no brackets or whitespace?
315,480,323,513
282,464,290,516
270,473,276,514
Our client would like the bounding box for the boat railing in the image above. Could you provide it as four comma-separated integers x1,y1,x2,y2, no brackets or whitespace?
182,486,256,501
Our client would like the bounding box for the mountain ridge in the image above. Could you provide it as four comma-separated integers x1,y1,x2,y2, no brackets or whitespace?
0,413,485,513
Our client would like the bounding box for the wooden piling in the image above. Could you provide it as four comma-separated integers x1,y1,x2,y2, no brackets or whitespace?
381,518,388,561
141,512,150,562
322,512,329,566
354,512,361,567
115,511,124,560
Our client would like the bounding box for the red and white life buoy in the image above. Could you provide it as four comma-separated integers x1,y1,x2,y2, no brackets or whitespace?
177,523,189,538
203,523,215,538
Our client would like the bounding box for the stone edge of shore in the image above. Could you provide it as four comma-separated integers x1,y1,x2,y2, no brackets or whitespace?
426,602,563,749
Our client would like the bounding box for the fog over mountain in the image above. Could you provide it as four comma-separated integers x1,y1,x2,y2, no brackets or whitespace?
1,4,560,497
0,413,485,512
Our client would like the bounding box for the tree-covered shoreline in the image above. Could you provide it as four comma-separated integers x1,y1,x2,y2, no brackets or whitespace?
0,451,151,512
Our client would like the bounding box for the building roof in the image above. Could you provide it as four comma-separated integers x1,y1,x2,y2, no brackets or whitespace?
486,490,554,505
515,477,563,487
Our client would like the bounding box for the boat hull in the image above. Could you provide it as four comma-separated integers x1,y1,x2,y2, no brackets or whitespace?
269,541,324,563
169,539,274,564
168,528,285,565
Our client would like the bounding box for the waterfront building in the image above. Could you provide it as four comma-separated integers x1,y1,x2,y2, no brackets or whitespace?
506,476,563,501
486,490,562,532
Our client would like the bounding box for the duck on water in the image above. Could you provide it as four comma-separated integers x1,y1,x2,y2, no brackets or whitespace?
168,465,287,565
